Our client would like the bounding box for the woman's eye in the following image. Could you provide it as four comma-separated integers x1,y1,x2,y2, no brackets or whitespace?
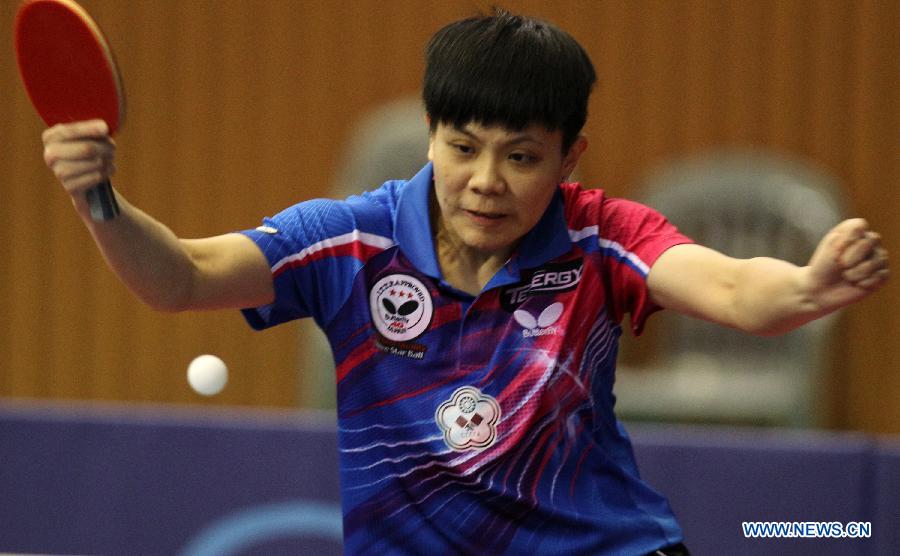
453,144,474,155
510,152,536,164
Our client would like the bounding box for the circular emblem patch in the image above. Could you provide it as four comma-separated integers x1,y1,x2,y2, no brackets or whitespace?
435,386,501,451
369,274,433,342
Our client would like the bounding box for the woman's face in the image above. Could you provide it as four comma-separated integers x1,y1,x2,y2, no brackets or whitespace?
428,121,586,260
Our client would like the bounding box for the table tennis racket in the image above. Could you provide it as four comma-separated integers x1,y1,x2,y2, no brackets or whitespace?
14,0,125,221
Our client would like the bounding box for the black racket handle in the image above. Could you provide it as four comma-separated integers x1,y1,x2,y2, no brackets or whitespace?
86,179,120,221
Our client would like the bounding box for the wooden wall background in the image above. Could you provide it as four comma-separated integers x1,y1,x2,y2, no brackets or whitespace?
1,0,897,432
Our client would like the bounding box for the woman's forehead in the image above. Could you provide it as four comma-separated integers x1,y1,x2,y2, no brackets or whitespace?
437,121,561,147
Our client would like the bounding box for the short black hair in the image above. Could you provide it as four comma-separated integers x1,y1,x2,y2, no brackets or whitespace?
423,9,596,152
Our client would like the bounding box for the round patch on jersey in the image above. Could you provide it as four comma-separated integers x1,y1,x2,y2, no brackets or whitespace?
435,386,501,451
369,274,433,342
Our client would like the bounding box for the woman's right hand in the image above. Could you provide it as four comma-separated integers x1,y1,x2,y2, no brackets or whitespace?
42,119,116,197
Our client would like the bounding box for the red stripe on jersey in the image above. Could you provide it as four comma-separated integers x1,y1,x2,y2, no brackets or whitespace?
570,445,592,498
337,341,378,383
344,368,472,419
530,424,562,500
274,241,388,279
429,303,462,330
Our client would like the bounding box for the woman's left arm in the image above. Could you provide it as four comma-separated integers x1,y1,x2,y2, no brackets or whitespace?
646,218,890,336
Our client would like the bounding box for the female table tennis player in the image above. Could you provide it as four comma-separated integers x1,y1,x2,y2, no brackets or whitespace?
41,9,888,555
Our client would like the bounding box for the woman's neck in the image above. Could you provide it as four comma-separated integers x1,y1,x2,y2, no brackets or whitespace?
432,212,511,296
437,232,506,296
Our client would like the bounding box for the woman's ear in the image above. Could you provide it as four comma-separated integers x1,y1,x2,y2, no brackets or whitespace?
562,135,588,181
425,114,434,161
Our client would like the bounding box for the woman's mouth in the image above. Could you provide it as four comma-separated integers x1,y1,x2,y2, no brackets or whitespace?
464,209,507,225
465,209,504,218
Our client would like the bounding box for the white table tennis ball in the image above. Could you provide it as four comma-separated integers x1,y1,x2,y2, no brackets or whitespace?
187,354,228,396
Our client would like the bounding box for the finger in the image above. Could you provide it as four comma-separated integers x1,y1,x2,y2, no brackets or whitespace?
844,258,882,283
829,218,868,242
832,224,869,257
852,268,890,290
51,158,114,183
42,119,110,144
812,220,864,268
59,169,110,194
834,218,869,235
44,139,115,168
819,226,846,256
842,247,889,282
838,231,882,268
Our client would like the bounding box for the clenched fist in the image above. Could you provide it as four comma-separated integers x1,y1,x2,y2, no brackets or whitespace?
42,119,116,196
805,218,890,311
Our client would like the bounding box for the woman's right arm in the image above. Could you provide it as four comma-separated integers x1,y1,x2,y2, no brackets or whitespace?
43,119,273,312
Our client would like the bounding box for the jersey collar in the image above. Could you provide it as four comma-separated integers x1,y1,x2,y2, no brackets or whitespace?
394,163,572,285
394,163,442,278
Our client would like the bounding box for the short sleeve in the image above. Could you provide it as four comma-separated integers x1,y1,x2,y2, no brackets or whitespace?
237,184,399,331
598,197,693,335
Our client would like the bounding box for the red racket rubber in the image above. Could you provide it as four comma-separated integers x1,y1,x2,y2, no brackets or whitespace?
15,0,126,221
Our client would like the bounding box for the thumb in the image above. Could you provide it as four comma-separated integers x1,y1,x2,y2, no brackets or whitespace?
807,219,867,280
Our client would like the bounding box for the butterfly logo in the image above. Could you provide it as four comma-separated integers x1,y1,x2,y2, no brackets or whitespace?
513,302,564,338
369,274,433,342
382,298,419,316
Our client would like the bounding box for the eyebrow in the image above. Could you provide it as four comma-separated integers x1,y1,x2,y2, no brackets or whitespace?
452,125,545,148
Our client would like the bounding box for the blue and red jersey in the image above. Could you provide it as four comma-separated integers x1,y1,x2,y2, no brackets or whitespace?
240,163,692,554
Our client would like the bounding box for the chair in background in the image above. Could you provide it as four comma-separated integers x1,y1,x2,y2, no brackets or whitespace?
297,97,429,408
330,97,430,199
614,150,846,427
